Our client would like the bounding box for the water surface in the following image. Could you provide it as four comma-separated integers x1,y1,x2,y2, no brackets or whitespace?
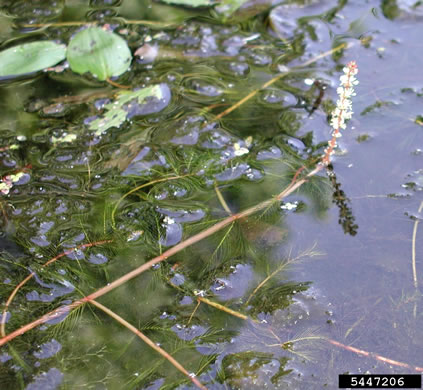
0,0,422,389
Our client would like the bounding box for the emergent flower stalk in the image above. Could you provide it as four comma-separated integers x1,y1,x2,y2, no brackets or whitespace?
321,61,359,165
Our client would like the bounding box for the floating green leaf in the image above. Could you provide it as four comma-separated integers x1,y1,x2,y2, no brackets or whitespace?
89,84,171,135
0,41,66,77
67,27,132,81
159,0,214,7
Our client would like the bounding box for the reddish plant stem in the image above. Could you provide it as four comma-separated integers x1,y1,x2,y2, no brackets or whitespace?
90,300,208,390
0,239,113,337
0,168,318,347
290,165,306,186
209,43,350,126
195,293,423,373
327,339,423,373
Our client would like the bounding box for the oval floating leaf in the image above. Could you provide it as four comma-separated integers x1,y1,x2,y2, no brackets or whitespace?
0,41,66,78
67,27,132,81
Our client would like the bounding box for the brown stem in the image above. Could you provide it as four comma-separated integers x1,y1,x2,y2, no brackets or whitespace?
198,297,248,320
90,300,208,390
214,183,232,215
51,90,111,105
0,167,318,347
183,287,423,373
209,42,351,125
0,40,345,345
188,300,201,325
0,239,113,337
326,339,423,373
106,78,131,89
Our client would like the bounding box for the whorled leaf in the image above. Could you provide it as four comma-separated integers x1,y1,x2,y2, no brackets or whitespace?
67,27,132,81
0,41,66,78
89,84,171,135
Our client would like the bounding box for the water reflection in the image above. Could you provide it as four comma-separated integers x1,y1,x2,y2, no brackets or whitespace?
0,0,422,388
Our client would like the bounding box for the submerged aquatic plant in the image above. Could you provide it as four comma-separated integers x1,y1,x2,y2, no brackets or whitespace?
1,62,359,320
0,56,365,389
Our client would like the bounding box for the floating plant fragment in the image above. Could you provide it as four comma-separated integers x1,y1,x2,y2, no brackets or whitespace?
402,169,423,192
0,171,26,195
67,27,132,80
281,201,299,211
159,0,214,7
88,84,171,135
0,41,66,78
383,0,423,18
233,142,249,156
51,133,77,144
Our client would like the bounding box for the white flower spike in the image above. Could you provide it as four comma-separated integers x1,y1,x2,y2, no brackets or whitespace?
321,61,358,165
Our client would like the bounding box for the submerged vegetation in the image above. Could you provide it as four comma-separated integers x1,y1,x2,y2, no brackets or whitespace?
0,0,422,389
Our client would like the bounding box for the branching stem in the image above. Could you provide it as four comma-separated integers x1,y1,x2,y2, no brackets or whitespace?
0,166,319,347
90,300,208,390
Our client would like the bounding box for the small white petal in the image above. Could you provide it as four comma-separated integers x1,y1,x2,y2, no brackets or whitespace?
340,75,349,84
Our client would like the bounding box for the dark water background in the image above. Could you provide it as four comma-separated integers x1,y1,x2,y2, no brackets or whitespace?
0,0,422,389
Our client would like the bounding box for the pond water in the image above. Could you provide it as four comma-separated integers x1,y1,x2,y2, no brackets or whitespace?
0,0,422,389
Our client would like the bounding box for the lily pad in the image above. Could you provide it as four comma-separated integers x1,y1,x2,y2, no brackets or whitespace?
89,84,171,135
67,27,132,81
0,41,66,78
